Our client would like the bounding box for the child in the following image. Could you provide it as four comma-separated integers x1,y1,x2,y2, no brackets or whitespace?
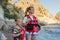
23,6,41,40
12,18,25,40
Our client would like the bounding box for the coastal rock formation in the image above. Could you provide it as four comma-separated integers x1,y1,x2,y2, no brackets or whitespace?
55,11,60,23
8,0,58,24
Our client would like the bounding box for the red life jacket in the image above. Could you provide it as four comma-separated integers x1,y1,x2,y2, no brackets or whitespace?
25,15,38,32
19,28,25,40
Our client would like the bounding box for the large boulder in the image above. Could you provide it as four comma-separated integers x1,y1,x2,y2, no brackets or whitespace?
0,5,4,29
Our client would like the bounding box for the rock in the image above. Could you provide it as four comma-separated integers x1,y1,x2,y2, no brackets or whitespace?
8,0,58,24
55,11,60,23
0,5,4,29
0,32,7,40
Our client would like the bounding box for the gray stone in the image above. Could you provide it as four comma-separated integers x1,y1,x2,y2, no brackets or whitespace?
0,31,7,40
0,5,4,29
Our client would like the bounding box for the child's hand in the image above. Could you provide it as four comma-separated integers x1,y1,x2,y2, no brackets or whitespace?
27,19,31,23
12,33,21,37
17,33,21,36
28,18,31,21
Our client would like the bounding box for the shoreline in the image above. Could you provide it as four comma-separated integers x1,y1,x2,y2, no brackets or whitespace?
41,24,60,27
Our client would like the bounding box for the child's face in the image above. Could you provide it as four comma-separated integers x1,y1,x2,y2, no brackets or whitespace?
29,8,34,14
16,19,22,26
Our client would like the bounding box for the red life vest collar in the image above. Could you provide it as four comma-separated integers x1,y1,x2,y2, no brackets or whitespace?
26,15,38,24
25,15,36,20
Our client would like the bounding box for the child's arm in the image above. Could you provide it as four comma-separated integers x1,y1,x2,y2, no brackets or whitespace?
12,32,22,37
12,33,20,37
12,28,22,37
23,17,31,26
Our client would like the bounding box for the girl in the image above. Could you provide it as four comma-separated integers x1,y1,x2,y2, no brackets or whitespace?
23,6,40,40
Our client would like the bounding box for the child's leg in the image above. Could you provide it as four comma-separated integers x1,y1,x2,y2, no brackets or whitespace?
31,32,37,40
31,36,36,40
26,36,31,40
26,32,32,40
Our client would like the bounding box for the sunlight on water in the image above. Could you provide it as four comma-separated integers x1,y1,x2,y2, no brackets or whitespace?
37,25,60,40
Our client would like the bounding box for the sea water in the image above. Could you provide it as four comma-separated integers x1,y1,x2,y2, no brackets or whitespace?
37,24,60,40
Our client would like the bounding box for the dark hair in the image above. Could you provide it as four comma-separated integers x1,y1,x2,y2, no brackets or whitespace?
15,18,21,22
25,6,34,16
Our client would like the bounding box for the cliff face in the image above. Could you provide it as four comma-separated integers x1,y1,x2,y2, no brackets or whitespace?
8,0,58,24
55,11,60,23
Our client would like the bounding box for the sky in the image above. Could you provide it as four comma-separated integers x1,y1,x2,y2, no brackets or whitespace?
13,0,60,16
39,0,60,16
